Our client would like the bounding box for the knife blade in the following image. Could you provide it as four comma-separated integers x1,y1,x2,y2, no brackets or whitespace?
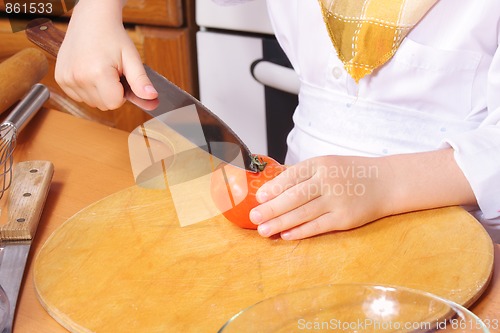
0,161,53,333
25,18,257,172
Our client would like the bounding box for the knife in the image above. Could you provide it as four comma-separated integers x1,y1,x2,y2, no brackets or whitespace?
0,160,53,333
25,18,257,172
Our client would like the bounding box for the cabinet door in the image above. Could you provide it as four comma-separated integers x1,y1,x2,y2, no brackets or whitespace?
123,0,183,27
0,19,195,132
0,0,184,27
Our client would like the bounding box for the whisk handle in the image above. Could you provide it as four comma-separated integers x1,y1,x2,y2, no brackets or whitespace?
3,84,50,133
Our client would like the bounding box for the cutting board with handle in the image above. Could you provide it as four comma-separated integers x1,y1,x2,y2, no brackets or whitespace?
33,181,494,332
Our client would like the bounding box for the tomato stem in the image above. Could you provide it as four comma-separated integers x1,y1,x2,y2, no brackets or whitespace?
250,155,267,172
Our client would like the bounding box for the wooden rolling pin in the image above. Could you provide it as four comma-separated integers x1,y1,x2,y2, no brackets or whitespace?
0,48,49,115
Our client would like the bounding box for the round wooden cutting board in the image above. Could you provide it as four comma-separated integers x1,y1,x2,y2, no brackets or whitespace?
33,186,494,333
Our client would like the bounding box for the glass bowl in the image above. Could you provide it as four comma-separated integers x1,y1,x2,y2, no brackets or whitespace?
219,283,489,333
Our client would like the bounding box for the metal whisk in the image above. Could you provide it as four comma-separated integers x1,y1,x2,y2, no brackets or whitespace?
0,83,50,199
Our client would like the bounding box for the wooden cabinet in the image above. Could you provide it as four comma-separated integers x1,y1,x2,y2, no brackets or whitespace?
0,0,198,132
123,0,184,26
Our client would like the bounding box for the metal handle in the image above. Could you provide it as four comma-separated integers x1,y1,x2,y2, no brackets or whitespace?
3,84,50,132
251,60,300,95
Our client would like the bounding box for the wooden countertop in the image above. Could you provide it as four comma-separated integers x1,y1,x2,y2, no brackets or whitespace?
9,109,500,332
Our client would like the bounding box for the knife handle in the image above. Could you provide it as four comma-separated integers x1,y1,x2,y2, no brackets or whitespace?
0,161,54,241
25,19,64,58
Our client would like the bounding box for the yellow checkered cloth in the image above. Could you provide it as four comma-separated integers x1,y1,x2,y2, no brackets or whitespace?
318,0,438,82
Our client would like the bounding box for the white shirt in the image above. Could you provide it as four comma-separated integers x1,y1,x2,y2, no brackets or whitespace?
215,0,500,242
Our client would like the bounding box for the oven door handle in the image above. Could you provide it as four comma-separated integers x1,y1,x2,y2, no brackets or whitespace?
251,60,300,95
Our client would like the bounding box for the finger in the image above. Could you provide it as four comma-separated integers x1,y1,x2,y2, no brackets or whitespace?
122,45,158,100
280,212,338,240
256,160,315,203
67,84,98,109
280,207,375,240
256,195,329,237
126,90,160,111
251,178,321,225
60,85,83,104
69,88,111,111
71,64,123,110
76,82,107,110
55,65,84,103
94,67,126,110
58,65,114,110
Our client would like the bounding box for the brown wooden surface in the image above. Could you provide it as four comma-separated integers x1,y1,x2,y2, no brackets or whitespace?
5,108,500,332
34,194,494,332
123,0,184,27
0,0,183,27
10,108,135,333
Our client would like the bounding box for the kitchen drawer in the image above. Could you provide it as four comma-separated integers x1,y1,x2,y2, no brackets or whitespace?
0,17,196,131
0,0,183,27
124,0,183,27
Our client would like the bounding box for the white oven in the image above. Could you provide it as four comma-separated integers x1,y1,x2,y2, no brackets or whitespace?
195,0,299,163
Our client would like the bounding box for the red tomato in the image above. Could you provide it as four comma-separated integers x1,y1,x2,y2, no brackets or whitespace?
210,155,286,229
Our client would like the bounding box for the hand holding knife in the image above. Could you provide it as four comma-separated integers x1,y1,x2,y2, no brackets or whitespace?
26,18,258,173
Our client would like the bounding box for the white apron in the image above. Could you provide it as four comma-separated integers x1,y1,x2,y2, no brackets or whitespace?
264,0,500,242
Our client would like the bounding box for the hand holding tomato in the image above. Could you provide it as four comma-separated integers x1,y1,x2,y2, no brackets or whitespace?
212,150,476,241
210,155,286,229
248,155,394,240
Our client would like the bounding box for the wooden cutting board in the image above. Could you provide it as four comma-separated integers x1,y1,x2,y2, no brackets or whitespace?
33,185,494,333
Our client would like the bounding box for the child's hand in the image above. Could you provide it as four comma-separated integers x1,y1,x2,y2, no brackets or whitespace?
249,149,477,240
248,155,392,240
55,0,158,110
